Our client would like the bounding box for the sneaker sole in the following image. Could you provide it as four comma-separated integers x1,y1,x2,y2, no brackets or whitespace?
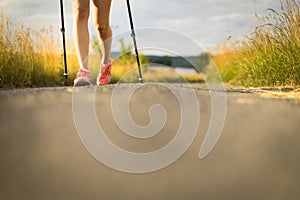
97,80,111,86
74,79,92,87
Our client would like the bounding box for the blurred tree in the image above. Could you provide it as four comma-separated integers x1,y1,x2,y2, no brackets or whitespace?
194,52,210,72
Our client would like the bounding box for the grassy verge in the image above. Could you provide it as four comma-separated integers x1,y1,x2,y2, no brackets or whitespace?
0,13,76,88
0,12,203,88
213,0,300,87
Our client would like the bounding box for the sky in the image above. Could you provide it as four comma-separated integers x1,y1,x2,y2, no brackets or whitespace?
0,0,281,56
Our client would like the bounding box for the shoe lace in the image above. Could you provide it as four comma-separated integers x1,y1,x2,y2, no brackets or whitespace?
78,70,90,78
101,65,111,78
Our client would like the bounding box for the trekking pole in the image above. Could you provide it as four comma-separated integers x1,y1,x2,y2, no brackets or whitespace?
125,0,144,83
59,0,68,79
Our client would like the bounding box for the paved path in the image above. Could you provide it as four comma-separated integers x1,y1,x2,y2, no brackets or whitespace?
0,84,299,200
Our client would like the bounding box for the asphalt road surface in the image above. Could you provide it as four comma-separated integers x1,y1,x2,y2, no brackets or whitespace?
0,84,299,200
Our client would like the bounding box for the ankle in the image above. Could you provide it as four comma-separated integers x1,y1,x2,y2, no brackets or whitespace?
101,58,112,66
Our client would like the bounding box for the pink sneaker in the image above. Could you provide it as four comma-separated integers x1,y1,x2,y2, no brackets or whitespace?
97,61,112,86
74,69,92,86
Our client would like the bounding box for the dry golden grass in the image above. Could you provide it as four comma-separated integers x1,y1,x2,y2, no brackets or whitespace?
0,12,76,87
213,0,300,87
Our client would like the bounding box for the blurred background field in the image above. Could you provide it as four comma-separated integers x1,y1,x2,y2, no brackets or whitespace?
0,0,299,88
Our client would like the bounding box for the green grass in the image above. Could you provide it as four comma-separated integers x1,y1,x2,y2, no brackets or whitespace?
213,0,300,87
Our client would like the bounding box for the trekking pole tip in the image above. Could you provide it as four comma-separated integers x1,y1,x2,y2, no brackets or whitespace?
63,72,68,79
138,77,144,83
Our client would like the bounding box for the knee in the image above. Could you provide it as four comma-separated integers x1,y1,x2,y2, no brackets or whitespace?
73,6,89,22
96,24,110,34
95,22,112,38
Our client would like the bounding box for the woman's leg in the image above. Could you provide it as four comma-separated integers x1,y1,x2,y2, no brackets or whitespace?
72,0,90,70
92,0,112,64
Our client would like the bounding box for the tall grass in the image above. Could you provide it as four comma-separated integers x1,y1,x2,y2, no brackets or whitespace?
0,12,76,88
214,0,300,87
